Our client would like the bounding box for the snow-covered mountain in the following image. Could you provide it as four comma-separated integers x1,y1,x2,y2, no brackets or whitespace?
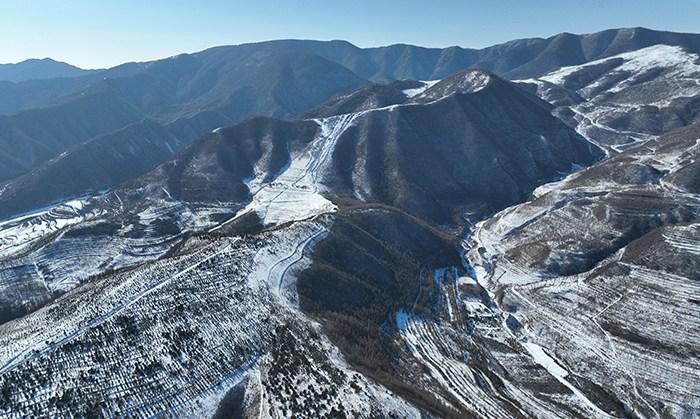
0,29,699,418
519,44,700,152
0,68,604,417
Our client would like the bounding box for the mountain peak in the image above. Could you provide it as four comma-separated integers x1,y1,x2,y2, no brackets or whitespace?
0,57,93,82
416,69,494,101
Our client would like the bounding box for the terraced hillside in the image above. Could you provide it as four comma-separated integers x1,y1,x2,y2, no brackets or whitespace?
519,44,700,152
464,123,700,418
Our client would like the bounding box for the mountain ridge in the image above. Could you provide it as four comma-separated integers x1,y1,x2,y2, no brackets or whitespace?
1,27,698,191
0,58,96,83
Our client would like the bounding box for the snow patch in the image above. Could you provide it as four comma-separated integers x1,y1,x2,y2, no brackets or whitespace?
213,113,357,229
522,341,612,417
522,342,569,378
402,80,439,97
458,70,491,92
395,310,410,331
0,197,98,259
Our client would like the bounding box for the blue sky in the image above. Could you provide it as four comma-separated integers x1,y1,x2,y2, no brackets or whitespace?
1,0,699,68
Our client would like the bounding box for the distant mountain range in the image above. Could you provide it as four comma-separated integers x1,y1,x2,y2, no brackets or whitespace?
0,28,699,197
0,58,95,83
2,27,700,218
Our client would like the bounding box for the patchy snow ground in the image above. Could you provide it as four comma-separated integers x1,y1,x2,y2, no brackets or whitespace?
521,44,700,152
454,70,491,92
214,113,358,229
2,51,698,417
461,130,700,418
0,216,421,417
0,197,99,259
521,342,612,417
541,45,700,99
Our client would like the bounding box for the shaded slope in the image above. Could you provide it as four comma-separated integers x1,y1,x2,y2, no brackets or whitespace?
0,91,143,182
128,117,321,204
265,27,700,82
298,208,464,417
303,80,421,119
0,46,367,184
121,70,601,228
0,109,236,219
0,120,192,219
2,27,699,118
2,27,698,190
323,71,602,223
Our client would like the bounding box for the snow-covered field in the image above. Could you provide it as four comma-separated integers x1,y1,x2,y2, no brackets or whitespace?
402,80,440,97
0,198,98,259
215,113,358,229
393,261,619,418
540,45,700,103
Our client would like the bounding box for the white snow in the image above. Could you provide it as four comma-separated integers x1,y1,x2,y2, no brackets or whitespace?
457,70,491,92
457,276,478,287
247,224,327,305
0,197,98,259
523,44,700,152
214,113,357,229
396,311,535,418
541,45,700,88
522,342,569,378
538,44,700,109
522,341,612,417
662,224,700,256
402,80,439,97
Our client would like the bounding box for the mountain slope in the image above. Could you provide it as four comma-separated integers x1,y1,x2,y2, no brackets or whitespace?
520,43,700,152
2,27,699,118
0,118,211,219
0,69,597,325
321,71,601,223
0,28,699,418
481,27,700,79
264,27,700,82
0,91,144,182
131,116,322,204
465,123,700,418
0,47,368,187
119,70,599,228
0,67,608,418
1,27,698,194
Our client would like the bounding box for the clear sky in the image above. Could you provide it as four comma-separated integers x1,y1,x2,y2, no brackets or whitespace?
1,0,699,69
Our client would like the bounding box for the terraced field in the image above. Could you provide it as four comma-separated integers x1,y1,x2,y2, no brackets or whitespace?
464,125,700,418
